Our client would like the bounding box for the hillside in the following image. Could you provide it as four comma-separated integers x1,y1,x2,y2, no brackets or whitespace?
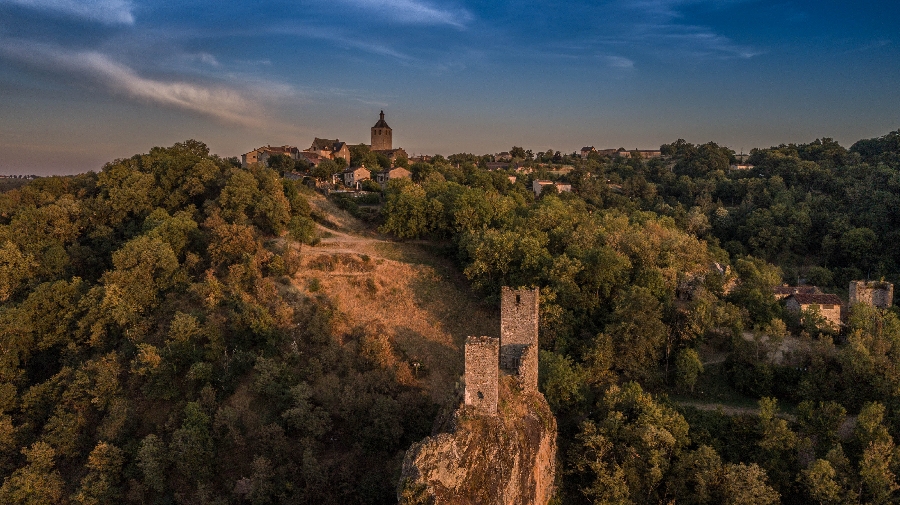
293,195,499,403
0,142,501,504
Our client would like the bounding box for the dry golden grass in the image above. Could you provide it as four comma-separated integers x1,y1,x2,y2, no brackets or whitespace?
292,196,498,402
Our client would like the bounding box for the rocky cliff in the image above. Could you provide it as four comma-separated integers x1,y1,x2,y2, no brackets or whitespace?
398,376,557,505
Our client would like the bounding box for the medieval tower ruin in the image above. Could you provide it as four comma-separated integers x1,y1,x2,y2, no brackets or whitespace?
500,287,539,392
464,287,540,415
849,280,894,309
464,336,500,416
371,110,392,151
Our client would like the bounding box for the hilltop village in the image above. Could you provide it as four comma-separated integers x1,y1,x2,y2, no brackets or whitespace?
239,111,669,197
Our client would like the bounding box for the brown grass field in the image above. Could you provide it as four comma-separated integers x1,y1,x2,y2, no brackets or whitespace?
290,195,499,403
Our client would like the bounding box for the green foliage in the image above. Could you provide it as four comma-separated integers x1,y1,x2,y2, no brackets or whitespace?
675,348,704,393
538,351,585,412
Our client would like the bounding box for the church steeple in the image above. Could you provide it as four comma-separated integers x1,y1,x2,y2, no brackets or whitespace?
371,110,392,151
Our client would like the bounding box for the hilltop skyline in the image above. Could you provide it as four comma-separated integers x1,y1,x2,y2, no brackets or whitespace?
1,0,899,174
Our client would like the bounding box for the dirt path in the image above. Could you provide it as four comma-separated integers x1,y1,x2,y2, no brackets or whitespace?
675,400,761,417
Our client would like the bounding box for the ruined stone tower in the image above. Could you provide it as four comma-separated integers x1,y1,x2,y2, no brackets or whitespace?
370,110,392,151
464,336,499,416
463,287,540,415
850,281,894,309
500,287,539,392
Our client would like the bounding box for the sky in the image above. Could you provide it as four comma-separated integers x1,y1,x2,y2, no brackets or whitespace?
0,0,898,175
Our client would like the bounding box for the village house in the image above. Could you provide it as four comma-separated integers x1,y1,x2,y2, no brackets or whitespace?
299,151,323,168
342,166,371,188
305,138,350,166
773,285,822,300
532,180,572,197
241,145,300,168
615,148,662,159
784,293,844,331
375,166,411,184
580,146,597,158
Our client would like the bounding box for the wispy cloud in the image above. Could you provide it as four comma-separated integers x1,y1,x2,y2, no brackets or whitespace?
0,39,265,126
600,55,635,68
269,24,416,62
325,0,472,29
0,0,135,25
590,0,759,61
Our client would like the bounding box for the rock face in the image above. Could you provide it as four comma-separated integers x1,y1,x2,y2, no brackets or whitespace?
398,376,557,505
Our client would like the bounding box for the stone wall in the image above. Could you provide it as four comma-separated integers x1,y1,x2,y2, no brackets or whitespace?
500,287,539,392
850,281,894,309
464,336,499,416
516,345,538,393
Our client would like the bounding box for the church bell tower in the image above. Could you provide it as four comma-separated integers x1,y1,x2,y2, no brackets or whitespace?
371,110,392,151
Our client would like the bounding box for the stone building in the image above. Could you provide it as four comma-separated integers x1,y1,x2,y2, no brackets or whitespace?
849,281,894,309
464,287,541,414
580,146,597,158
785,293,843,330
305,138,350,166
342,166,371,187
241,145,300,168
773,285,822,301
374,166,411,184
464,336,499,416
532,180,572,197
500,287,540,393
371,110,392,151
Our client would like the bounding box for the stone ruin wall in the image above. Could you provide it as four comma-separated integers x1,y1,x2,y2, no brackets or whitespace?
464,336,499,416
516,344,538,394
850,281,894,309
500,287,539,392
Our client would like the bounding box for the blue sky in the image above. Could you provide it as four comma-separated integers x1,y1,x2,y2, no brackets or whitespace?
1,0,898,174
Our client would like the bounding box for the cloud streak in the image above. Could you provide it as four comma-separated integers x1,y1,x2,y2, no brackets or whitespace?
0,39,265,126
0,0,135,24
325,0,472,28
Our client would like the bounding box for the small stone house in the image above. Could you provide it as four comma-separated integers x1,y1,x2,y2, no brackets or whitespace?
785,293,843,330
580,146,597,158
342,166,371,187
533,180,554,196
773,285,822,301
532,180,572,197
615,149,662,159
241,145,300,168
375,166,411,184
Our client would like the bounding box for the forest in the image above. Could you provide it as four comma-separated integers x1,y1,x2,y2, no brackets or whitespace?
0,129,899,504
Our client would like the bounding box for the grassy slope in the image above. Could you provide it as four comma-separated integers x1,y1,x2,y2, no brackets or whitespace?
292,195,499,403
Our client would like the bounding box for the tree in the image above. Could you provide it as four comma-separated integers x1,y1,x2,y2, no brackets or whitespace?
538,351,585,412
570,383,690,504
0,442,66,505
266,153,295,175
380,180,439,239
675,348,704,393
311,159,341,181
72,442,124,505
